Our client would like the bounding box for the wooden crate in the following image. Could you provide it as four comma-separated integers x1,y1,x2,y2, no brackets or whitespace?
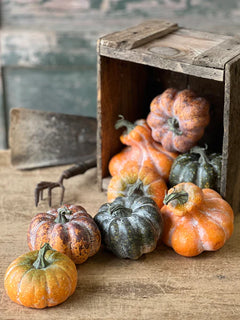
97,19,240,213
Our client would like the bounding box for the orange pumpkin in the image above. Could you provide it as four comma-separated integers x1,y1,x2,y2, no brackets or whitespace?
108,165,167,209
161,182,234,257
109,117,178,180
146,88,210,153
28,204,101,264
4,243,77,308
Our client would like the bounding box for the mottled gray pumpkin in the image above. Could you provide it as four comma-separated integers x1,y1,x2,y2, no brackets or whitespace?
94,194,163,259
169,146,222,192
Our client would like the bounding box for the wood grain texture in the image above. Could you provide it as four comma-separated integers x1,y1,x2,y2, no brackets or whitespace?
193,37,240,69
99,26,226,82
221,54,240,214
0,150,240,320
100,20,178,50
97,56,148,184
99,23,240,81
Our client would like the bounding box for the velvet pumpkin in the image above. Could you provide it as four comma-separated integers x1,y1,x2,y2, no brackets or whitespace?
169,146,222,192
161,182,234,257
109,117,178,180
146,88,210,153
107,165,168,209
28,204,101,264
4,243,77,308
94,194,163,259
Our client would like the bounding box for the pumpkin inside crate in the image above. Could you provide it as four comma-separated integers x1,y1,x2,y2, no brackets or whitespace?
97,20,240,213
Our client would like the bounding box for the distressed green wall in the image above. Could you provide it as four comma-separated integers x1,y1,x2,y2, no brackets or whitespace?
1,0,240,148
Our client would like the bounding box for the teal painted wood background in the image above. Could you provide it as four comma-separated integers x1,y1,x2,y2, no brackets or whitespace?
1,0,240,148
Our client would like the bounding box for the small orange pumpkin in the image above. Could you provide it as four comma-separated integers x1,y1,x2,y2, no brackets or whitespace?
108,165,167,209
109,117,178,180
28,204,101,264
4,243,77,308
161,182,234,257
147,88,210,153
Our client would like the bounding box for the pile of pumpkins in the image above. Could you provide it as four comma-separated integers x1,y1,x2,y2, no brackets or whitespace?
4,88,234,309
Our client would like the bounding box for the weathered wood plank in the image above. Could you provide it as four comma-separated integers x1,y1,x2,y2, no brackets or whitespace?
100,20,178,50
99,45,224,81
175,28,230,42
194,37,240,69
137,30,223,65
97,56,149,185
0,150,240,320
221,54,240,213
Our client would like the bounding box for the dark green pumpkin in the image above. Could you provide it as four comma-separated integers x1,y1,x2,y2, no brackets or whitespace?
94,194,163,259
169,146,222,192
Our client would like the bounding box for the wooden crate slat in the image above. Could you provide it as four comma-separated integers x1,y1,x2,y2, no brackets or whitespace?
175,28,231,42
221,54,240,213
137,30,223,66
99,45,224,81
100,20,178,50
194,38,240,69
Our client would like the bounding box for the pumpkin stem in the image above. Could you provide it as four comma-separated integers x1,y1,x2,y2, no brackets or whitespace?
108,203,132,217
55,206,72,224
191,145,210,164
33,243,54,269
127,179,145,197
163,191,188,206
168,118,183,136
115,115,136,134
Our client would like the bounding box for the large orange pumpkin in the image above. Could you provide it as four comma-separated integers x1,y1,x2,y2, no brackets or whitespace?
146,88,210,153
161,182,234,257
28,204,101,264
109,118,178,180
108,165,167,209
4,243,77,308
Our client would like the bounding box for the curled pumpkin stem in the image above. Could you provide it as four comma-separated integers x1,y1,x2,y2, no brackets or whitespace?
163,191,188,206
55,206,72,224
190,145,210,164
33,243,54,269
107,203,132,217
115,115,136,134
127,180,145,197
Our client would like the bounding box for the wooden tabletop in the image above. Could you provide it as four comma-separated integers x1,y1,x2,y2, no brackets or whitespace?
0,150,239,320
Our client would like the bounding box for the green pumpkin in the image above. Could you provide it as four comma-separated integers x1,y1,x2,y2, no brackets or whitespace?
169,146,222,192
94,194,163,259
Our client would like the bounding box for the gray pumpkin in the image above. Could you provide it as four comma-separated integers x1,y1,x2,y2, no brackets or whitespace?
94,194,163,259
169,146,222,192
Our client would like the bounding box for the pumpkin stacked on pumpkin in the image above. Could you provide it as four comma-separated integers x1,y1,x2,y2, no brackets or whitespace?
103,87,233,258
4,88,234,310
4,205,102,309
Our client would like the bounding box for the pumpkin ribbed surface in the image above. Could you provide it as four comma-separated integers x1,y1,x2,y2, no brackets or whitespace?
4,245,77,308
169,146,222,192
94,194,163,259
147,88,210,153
109,119,178,180
107,165,167,209
27,204,101,264
161,182,234,257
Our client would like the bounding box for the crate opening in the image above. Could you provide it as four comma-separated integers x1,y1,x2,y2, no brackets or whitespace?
99,56,224,182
